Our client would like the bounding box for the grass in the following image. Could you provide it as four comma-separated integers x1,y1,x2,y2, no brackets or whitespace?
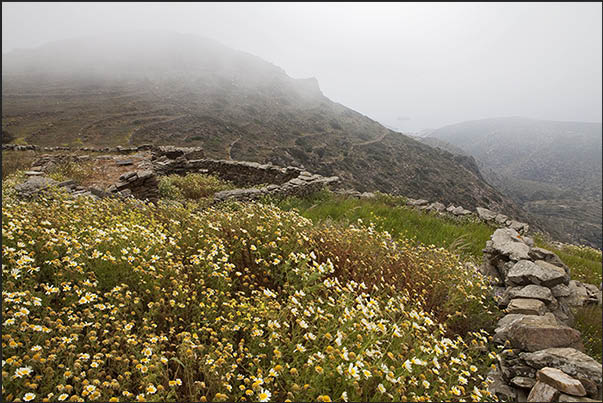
2,150,38,179
277,190,495,261
2,176,498,402
573,305,603,362
532,236,602,363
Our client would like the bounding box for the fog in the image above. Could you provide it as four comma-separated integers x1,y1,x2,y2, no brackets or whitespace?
2,2,602,131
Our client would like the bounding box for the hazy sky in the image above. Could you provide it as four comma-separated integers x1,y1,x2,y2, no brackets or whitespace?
3,2,602,131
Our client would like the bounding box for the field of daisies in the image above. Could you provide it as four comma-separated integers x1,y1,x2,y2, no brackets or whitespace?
2,174,500,402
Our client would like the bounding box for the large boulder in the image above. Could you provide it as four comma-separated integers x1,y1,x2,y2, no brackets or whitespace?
494,313,557,342
506,260,568,287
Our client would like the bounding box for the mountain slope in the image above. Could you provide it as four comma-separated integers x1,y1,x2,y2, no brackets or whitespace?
2,31,522,216
427,117,602,247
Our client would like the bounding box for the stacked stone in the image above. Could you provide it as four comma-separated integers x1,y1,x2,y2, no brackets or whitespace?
107,170,159,203
151,145,205,160
213,171,339,203
3,143,155,153
153,158,303,187
477,207,530,234
404,198,528,231
2,144,39,151
483,228,602,402
29,154,91,172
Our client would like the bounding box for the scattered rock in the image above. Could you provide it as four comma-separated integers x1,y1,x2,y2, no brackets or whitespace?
567,280,601,307
406,198,428,207
495,213,509,225
487,368,518,401
428,201,446,212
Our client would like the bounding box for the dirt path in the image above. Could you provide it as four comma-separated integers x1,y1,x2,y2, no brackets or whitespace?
227,136,242,160
350,131,389,149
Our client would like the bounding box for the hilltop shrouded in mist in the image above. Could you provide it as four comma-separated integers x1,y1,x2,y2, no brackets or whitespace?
2,2,602,131
2,31,523,217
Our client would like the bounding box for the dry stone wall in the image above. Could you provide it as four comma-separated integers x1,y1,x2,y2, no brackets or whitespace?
482,228,602,402
11,146,340,204
405,197,530,234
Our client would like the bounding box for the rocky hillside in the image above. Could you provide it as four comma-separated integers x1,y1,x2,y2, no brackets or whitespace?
426,117,602,248
2,32,522,216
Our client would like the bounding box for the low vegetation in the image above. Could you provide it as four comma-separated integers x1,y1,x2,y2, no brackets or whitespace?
2,178,498,402
574,305,603,362
2,150,38,179
158,173,236,201
3,165,602,402
277,190,495,261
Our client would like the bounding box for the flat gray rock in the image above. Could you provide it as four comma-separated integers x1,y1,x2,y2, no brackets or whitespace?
529,247,569,272
506,260,568,287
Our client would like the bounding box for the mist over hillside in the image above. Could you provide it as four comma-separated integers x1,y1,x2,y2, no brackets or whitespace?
2,32,523,216
427,117,602,247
